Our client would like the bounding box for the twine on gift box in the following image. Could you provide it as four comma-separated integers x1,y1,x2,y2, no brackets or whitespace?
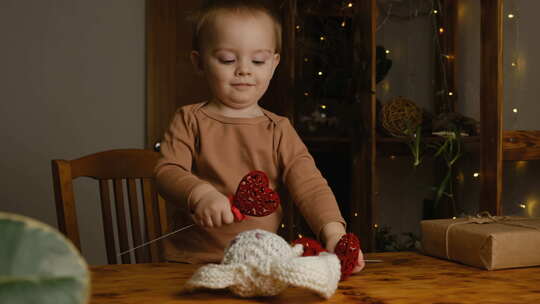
444,212,540,260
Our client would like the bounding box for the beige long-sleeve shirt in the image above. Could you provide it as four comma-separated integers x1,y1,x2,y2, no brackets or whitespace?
155,102,345,263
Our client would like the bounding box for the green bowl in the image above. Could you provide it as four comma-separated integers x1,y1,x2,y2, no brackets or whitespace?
0,212,90,304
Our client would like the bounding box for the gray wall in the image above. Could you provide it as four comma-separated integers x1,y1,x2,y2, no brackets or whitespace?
0,0,145,265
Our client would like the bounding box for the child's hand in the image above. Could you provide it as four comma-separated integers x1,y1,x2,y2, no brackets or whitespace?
190,188,235,228
325,233,366,273
322,222,366,273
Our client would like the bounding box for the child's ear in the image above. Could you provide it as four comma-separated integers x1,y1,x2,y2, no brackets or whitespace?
190,50,204,75
271,53,281,74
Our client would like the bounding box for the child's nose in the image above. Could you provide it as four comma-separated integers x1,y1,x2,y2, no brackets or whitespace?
235,61,251,76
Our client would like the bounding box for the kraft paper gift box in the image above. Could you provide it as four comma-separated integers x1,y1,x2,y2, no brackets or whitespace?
421,215,540,270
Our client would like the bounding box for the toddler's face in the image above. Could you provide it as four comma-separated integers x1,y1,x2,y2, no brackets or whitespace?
192,11,280,111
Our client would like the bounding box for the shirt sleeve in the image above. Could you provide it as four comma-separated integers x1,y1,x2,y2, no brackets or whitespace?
154,107,209,207
276,118,346,239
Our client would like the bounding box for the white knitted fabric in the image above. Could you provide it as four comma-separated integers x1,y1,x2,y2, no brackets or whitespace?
183,229,341,299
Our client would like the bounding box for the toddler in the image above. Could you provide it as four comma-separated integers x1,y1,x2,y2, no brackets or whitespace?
155,0,364,272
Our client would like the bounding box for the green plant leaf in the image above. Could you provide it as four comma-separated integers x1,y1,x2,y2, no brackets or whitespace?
0,212,90,304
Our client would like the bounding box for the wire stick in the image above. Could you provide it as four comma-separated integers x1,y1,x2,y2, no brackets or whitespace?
117,224,195,257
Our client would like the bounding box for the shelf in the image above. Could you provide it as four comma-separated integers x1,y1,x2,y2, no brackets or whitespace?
302,136,351,143
302,136,351,154
377,135,480,144
376,135,480,157
503,131,540,161
376,132,540,161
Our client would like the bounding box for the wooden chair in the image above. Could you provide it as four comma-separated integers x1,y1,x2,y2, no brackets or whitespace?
51,149,167,264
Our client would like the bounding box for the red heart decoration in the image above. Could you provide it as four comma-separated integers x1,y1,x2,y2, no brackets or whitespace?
291,236,327,257
334,233,361,280
231,171,280,218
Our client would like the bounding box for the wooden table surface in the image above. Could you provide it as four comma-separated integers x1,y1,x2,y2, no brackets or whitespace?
90,251,540,304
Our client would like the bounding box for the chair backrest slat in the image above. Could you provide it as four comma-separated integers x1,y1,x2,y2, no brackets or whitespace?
51,160,81,250
158,195,168,244
99,179,117,264
51,149,167,265
126,178,146,263
113,179,131,264
142,178,160,262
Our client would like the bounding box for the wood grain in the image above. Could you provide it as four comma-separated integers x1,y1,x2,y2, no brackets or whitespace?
354,0,377,252
89,251,540,304
503,130,540,161
480,0,503,216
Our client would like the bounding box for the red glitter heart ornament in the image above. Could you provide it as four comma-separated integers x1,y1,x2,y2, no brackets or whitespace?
334,233,361,280
291,237,327,257
230,171,280,219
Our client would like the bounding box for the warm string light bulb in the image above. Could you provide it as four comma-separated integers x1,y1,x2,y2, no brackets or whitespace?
347,2,353,8
519,203,526,209
508,13,515,19
448,91,454,96
513,108,518,113
354,212,358,217
443,54,455,60
341,21,346,27
473,172,479,178
320,105,327,109
439,27,445,34
318,71,323,76
385,49,391,54
433,9,438,14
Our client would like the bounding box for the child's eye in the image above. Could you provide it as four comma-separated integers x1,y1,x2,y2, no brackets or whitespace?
252,60,266,65
219,59,235,64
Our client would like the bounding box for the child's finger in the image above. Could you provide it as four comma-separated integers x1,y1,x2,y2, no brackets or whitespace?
211,213,222,227
190,214,203,227
353,261,366,272
203,216,214,228
353,251,366,272
222,209,234,225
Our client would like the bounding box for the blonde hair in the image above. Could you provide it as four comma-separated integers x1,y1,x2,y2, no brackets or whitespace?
190,0,282,53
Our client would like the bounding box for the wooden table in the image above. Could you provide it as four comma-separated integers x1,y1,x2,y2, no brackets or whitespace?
90,251,540,303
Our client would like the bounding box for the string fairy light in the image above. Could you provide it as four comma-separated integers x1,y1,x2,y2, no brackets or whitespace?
506,2,520,130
